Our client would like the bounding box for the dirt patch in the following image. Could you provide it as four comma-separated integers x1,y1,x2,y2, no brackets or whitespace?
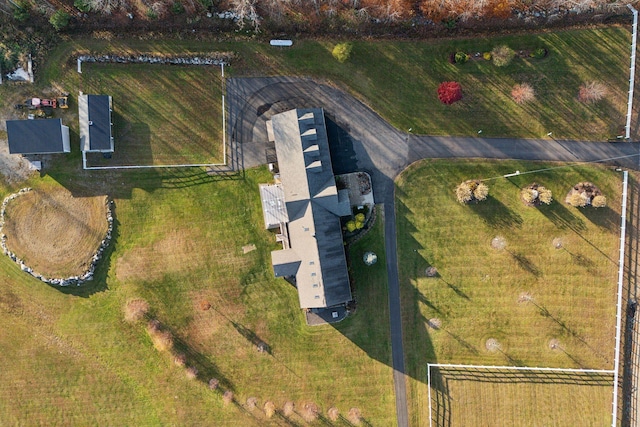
2,188,109,278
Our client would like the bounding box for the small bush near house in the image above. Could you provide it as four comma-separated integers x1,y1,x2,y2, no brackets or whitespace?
437,81,463,105
491,45,515,67
332,43,353,63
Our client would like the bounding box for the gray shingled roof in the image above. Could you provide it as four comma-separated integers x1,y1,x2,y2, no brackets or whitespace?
269,108,352,309
6,119,70,154
79,94,114,152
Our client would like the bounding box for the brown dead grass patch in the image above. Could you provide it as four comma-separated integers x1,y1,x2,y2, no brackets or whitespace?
115,229,206,282
2,188,108,278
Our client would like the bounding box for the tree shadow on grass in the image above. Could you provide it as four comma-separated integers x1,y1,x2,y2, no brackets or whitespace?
469,195,523,229
157,325,236,392
580,205,619,233
538,201,586,232
508,250,542,277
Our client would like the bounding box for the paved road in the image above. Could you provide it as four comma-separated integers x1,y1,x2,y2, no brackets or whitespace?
227,76,640,427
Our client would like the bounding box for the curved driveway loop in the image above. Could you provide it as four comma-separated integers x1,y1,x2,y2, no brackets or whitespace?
227,76,640,427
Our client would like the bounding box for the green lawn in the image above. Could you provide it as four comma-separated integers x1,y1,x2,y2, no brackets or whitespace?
396,159,622,425
39,25,634,142
80,63,224,166
0,170,395,425
429,367,612,427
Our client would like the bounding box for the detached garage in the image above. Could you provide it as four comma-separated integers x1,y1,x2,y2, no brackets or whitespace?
6,119,70,155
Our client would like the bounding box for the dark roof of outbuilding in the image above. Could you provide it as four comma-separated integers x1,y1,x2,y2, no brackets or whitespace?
79,94,113,152
6,119,67,154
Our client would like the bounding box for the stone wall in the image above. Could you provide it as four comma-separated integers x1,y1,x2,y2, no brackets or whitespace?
0,188,114,287
77,53,232,66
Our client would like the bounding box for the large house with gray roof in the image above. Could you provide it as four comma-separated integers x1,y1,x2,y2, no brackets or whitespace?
6,118,70,155
260,108,352,315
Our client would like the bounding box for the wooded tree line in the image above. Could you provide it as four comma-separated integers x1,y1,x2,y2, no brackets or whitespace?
19,0,635,23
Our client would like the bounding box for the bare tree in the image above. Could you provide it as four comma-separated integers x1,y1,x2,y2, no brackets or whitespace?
264,400,276,418
578,81,607,103
327,406,340,421
223,390,234,406
124,298,149,322
185,366,198,380
231,0,260,30
246,396,258,411
283,401,295,417
208,378,220,390
302,402,319,422
348,407,363,425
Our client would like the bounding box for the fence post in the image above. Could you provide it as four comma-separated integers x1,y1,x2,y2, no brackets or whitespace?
626,5,637,140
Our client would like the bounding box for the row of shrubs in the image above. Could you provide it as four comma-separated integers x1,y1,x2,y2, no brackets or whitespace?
438,80,607,105
455,180,606,208
123,298,365,424
451,45,548,67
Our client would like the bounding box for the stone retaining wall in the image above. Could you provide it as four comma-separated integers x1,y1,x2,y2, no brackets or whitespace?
0,188,114,287
77,53,231,66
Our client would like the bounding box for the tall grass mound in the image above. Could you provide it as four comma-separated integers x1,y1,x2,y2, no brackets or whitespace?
1,187,109,278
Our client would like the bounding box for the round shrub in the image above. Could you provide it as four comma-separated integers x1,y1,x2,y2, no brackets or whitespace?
529,47,547,59
511,83,535,104
592,195,607,208
437,81,462,105
454,51,469,64
491,45,515,67
332,42,353,63
483,52,491,60
346,220,357,232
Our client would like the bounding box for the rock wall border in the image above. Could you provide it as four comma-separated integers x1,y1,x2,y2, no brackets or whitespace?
77,53,231,66
0,188,114,287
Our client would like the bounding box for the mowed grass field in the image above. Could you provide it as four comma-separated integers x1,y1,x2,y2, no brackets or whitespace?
41,25,634,142
396,159,622,425
429,368,612,426
0,169,394,425
80,63,224,166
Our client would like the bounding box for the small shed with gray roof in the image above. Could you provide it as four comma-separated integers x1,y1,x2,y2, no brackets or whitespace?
79,94,114,153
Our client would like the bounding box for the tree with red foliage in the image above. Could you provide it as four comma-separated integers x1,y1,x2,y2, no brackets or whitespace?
437,81,462,105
